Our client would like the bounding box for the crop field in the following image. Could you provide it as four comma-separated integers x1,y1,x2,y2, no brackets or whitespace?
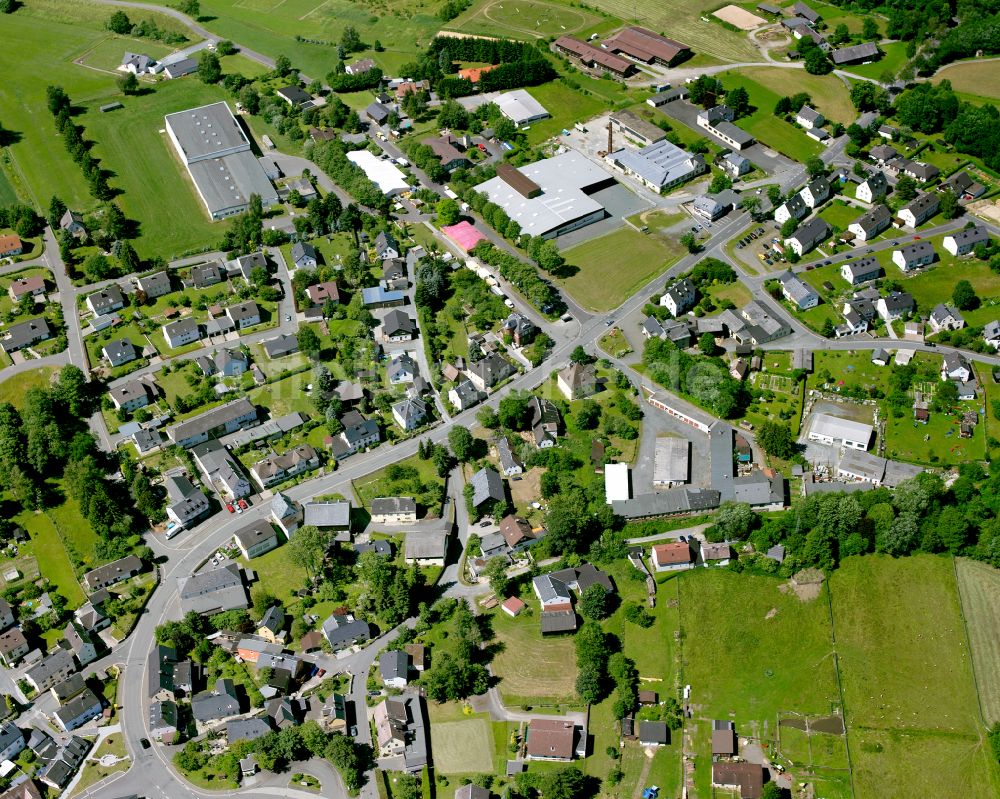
560,226,684,312
490,596,579,705
445,0,609,39
430,719,495,774
955,557,1000,725
679,569,840,726
830,555,1000,798
79,79,232,259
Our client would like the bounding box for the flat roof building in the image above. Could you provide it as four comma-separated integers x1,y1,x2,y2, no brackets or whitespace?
346,150,410,196
807,412,873,450
654,437,690,487
605,462,630,504
477,151,614,239
164,102,278,220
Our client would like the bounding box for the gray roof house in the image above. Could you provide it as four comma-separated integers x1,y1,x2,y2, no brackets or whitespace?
2,318,52,355
86,285,125,316
785,216,830,256
102,338,139,368
469,466,505,510
136,271,172,298
291,242,318,270
778,270,819,309
848,204,891,241
192,678,241,723
322,614,371,650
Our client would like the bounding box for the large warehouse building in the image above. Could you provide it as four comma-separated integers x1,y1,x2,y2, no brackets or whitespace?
476,151,615,239
164,102,279,220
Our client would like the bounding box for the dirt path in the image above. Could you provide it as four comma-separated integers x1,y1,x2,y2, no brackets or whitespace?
631,750,655,799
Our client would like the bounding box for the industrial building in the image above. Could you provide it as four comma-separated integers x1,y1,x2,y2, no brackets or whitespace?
477,151,615,239
164,102,279,220
807,412,873,451
605,139,705,192
653,437,690,487
346,150,410,196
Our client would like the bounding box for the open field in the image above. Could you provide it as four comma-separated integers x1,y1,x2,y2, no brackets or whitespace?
560,226,684,312
955,557,1000,725
0,171,18,206
848,40,910,80
679,569,840,725
490,596,578,705
15,506,86,606
75,34,177,72
719,74,823,162
830,555,998,798
735,67,856,125
80,79,232,259
445,0,610,39
430,719,495,774
935,60,1000,101
0,367,56,407
521,79,628,146
901,256,1000,328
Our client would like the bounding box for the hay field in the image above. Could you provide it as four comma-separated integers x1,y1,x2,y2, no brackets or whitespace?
955,557,1000,724
446,0,608,39
935,60,1000,101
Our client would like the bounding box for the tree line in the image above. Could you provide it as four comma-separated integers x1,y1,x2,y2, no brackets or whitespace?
46,86,113,201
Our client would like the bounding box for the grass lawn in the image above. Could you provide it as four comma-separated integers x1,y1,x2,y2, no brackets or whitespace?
817,199,860,232
489,595,579,706
829,555,998,798
955,558,1000,725
240,541,306,609
14,507,86,606
718,73,823,162
521,80,616,146
809,350,893,396
678,569,840,727
900,256,1000,328
597,327,632,358
352,454,445,517
76,34,176,71
68,734,130,798
560,227,684,312
626,208,686,234
882,399,985,465
0,366,56,408
848,41,910,81
705,280,751,308
737,67,856,125
248,373,315,418
429,718,494,774
79,78,234,259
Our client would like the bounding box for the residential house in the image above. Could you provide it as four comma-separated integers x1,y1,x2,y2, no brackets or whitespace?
60,210,87,239
375,231,400,260
109,379,154,413
696,105,755,150
651,541,693,572
942,352,972,382
392,397,427,431
193,439,251,499
929,303,965,333
423,135,470,172
251,444,319,489
263,334,298,359
785,216,830,256
848,204,891,242
800,176,830,209
135,270,172,299
778,270,819,309
718,152,751,178
0,235,23,257
53,688,102,732
335,410,380,455
796,105,824,129
25,649,76,693
149,700,179,743
467,354,514,392
496,436,523,477
82,555,142,592
869,144,897,164
692,189,740,220
226,301,261,330
306,281,340,307
346,58,376,75
557,362,598,400
256,606,285,643
639,721,669,747
372,693,429,771
363,286,406,307
831,41,880,65
526,719,578,761
898,192,940,227
382,309,417,342
502,313,535,346
902,160,939,183
660,277,697,316
165,474,211,529
943,226,990,256
190,262,224,288
0,599,13,631
380,650,410,689
233,520,279,560
8,275,45,303
529,396,559,448
191,678,241,724
302,500,351,534
102,338,138,368
0,627,29,666
712,762,763,799
892,241,935,272
61,623,99,667
388,353,417,386
856,172,888,203
371,497,417,524
774,193,807,225
984,320,1000,350
86,285,125,316
841,257,881,286
448,380,479,411
322,614,371,651
163,317,201,349
167,397,259,447
469,467,505,513
0,721,24,762
2,318,52,355
271,492,303,536
177,563,250,616
291,242,318,270
875,291,914,322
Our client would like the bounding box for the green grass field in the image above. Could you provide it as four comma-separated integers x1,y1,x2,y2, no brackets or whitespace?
934,59,1000,101
0,169,19,206
15,506,86,607
0,367,57,407
76,34,177,72
830,555,1000,799
560,227,684,312
430,719,495,774
955,557,1000,725
719,74,823,162
446,0,609,39
735,67,856,125
901,256,1000,328
241,540,306,608
679,569,840,726
79,79,235,259
848,40,910,80
489,595,579,705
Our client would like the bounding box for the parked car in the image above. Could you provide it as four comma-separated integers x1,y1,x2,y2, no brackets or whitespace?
238,498,249,510
226,504,235,514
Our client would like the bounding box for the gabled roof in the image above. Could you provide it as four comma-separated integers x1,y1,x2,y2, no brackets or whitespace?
469,467,504,507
